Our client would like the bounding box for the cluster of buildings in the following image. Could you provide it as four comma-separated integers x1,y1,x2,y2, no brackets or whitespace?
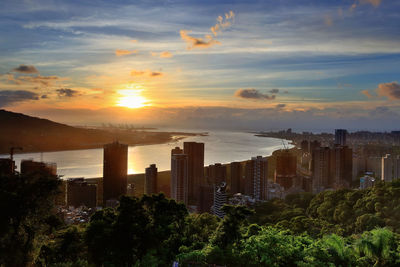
3,127,400,221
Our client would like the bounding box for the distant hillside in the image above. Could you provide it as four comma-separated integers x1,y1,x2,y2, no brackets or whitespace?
0,109,178,154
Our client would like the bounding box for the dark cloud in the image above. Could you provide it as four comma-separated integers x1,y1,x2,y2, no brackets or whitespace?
234,88,276,100
41,95,48,99
0,90,39,107
12,65,39,74
131,70,164,77
56,88,79,97
269,89,279,94
376,82,400,100
276,104,286,109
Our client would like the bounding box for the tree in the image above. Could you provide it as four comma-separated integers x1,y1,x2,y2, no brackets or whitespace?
355,228,397,266
0,172,61,266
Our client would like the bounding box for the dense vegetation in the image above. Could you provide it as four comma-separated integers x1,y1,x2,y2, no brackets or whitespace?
3,172,400,266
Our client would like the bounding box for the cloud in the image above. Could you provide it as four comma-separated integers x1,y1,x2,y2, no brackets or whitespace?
160,51,173,58
180,30,220,50
210,11,235,36
21,75,59,86
376,81,400,100
12,65,39,74
361,89,374,98
269,89,279,94
350,0,382,10
130,70,163,77
115,49,138,56
0,90,39,107
56,88,79,97
234,88,276,100
151,51,174,58
180,11,234,50
276,104,286,109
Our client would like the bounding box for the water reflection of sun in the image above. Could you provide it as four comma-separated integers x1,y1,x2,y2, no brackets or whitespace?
116,84,150,108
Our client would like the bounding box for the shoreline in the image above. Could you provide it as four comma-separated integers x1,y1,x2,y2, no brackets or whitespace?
0,131,207,156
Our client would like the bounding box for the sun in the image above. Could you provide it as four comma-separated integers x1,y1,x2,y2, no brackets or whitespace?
116,85,150,109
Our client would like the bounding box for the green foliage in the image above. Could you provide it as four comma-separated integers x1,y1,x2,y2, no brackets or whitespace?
0,172,61,266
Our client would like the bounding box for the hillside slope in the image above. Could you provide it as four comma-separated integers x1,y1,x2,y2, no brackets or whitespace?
0,109,174,153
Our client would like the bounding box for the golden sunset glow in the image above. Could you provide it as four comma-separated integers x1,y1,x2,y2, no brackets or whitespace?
116,85,150,108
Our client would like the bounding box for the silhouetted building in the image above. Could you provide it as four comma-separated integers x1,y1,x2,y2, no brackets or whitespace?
184,142,204,204
171,148,188,205
274,150,297,190
206,163,227,185
213,182,227,218
0,158,15,176
145,164,158,195
312,147,332,193
244,156,268,200
310,140,321,153
67,178,97,208
103,141,128,206
198,185,214,213
333,145,353,188
301,140,309,153
335,129,347,146
230,161,242,194
21,159,57,176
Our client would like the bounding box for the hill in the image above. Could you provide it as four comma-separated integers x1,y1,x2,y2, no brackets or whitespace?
0,109,180,154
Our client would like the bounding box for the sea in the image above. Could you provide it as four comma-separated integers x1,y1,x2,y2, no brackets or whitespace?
1,130,292,179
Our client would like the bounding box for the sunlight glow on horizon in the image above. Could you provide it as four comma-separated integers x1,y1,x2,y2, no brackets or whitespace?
116,84,150,109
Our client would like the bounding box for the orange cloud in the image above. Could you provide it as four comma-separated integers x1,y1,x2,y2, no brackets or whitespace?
377,81,400,100
180,30,220,50
180,11,234,50
151,51,174,58
210,11,235,36
115,49,138,56
361,89,374,98
160,51,173,58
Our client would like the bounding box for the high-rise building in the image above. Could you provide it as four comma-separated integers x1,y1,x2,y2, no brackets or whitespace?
171,148,188,205
230,161,242,194
335,129,347,146
67,178,97,208
310,140,321,153
301,140,309,153
197,185,214,213
366,157,382,179
21,159,57,176
103,141,128,206
382,154,396,182
274,150,297,190
394,156,400,180
145,164,158,195
244,156,268,200
333,145,353,188
312,147,332,193
205,163,227,185
213,182,228,218
183,142,204,204
0,158,15,176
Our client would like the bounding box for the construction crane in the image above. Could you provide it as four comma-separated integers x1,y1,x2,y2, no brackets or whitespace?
281,140,289,150
10,146,23,161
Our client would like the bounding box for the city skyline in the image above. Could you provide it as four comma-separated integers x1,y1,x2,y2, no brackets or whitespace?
1,0,400,130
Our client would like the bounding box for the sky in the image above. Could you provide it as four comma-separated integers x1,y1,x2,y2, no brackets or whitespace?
1,0,400,131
